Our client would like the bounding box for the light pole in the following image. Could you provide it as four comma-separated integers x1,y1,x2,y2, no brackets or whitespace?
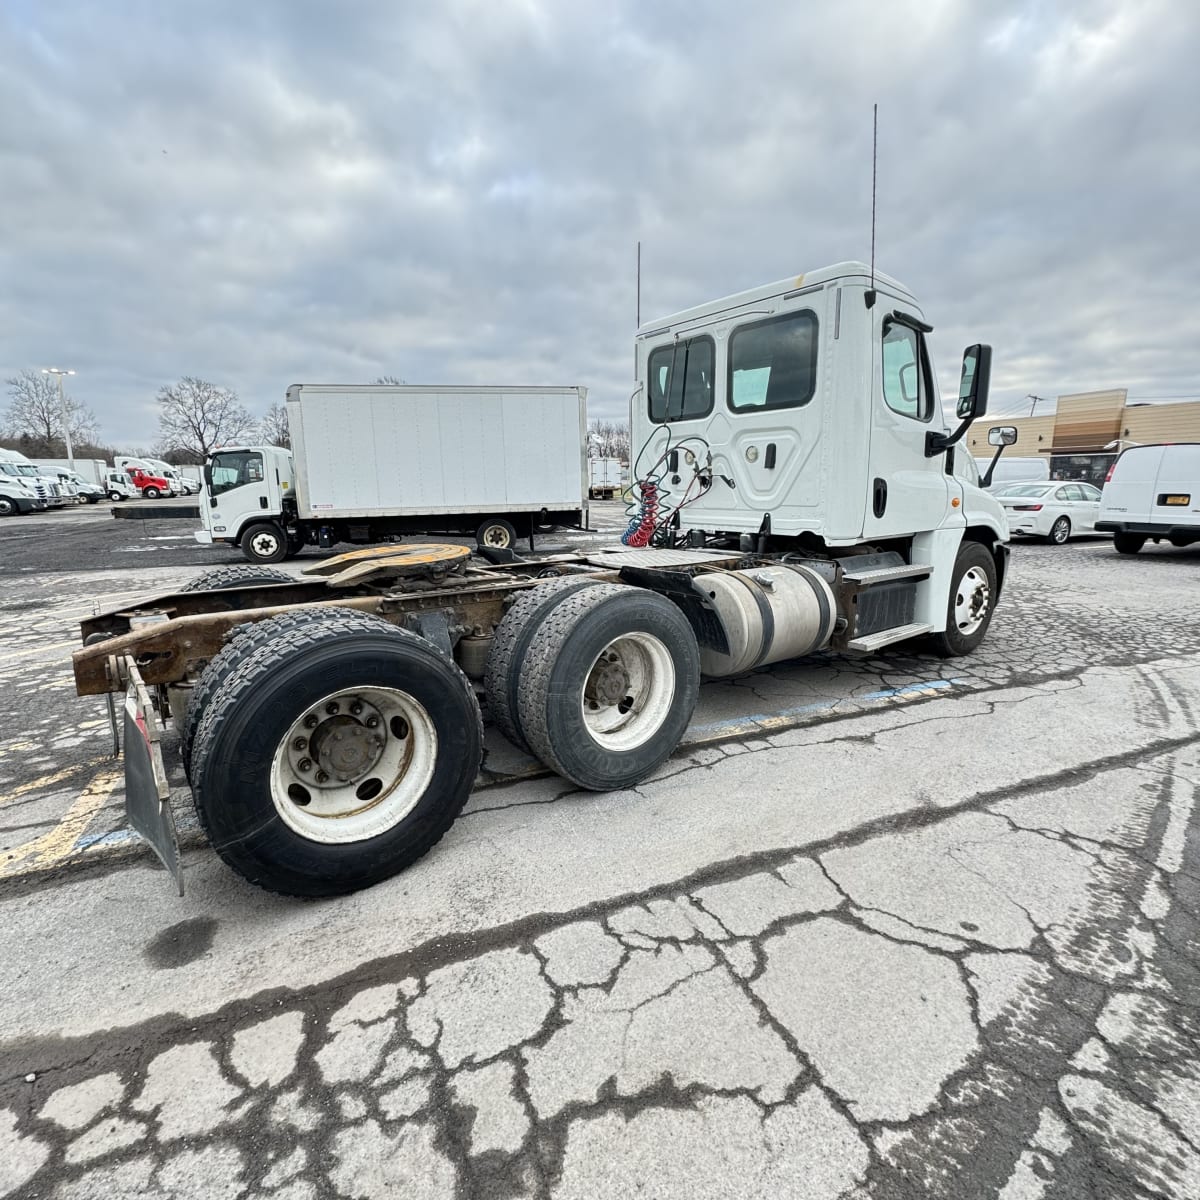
42,367,76,471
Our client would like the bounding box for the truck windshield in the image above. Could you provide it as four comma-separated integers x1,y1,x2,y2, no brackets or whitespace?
210,451,264,496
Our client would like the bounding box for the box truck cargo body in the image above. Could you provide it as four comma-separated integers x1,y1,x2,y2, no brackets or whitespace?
588,457,623,498
197,385,589,562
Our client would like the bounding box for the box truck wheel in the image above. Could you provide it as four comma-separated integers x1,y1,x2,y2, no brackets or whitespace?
484,576,605,754
181,608,396,775
189,619,482,896
241,522,289,564
930,542,997,658
477,518,518,550
1114,532,1145,555
515,583,700,791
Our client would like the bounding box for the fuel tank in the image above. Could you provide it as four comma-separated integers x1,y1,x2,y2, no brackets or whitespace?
696,564,836,677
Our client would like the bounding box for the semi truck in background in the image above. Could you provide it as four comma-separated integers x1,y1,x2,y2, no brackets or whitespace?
196,385,590,562
0,448,70,508
114,457,199,496
73,261,1011,899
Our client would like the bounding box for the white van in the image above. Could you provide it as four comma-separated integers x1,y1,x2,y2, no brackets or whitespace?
1096,443,1200,554
974,455,1050,491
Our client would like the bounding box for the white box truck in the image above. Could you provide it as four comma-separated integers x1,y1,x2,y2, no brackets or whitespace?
1096,443,1200,553
588,457,623,498
195,385,589,562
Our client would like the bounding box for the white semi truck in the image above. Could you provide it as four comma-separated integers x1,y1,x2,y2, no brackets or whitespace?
72,261,1009,899
194,385,590,561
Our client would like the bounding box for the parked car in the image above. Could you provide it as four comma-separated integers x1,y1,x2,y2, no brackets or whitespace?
996,481,1103,544
1096,443,1200,554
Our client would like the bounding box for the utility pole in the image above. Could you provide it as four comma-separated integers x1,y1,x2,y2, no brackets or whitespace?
1026,393,1050,417
42,367,76,471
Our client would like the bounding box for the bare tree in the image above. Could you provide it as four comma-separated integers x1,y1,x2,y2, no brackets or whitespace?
155,377,255,459
375,375,406,385
258,401,290,448
588,418,630,461
3,369,99,455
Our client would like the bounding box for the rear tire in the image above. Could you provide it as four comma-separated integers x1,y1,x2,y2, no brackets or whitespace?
483,576,605,754
1114,532,1145,555
477,518,518,551
179,565,293,593
181,608,394,775
929,542,998,657
1048,516,1071,545
190,620,482,897
241,522,288,564
515,583,700,791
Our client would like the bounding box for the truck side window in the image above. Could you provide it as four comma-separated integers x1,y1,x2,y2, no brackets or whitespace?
647,336,715,423
728,310,818,411
210,450,264,496
882,320,932,421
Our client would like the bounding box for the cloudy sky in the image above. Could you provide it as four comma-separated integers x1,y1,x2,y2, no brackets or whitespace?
2,0,1196,447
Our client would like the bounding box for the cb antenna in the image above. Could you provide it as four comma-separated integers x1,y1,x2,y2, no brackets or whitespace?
866,103,878,309
635,239,642,378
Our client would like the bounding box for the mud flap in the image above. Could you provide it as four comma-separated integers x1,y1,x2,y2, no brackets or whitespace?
123,666,184,895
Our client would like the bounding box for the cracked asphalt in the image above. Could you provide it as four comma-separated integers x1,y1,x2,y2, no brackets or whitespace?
1,505,1199,1198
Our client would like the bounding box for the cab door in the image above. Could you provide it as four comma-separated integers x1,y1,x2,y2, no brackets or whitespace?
861,312,952,539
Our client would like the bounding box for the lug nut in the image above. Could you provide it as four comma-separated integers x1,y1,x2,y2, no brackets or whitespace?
334,732,343,742
315,770,329,783
349,700,363,715
298,758,312,772
325,702,340,715
303,715,318,729
365,716,380,729
293,737,307,751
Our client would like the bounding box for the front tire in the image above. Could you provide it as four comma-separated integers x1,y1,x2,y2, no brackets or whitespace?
929,542,998,658
477,518,518,551
144,486,161,499
0,498,15,517
1114,532,1145,555
241,522,288,564
1048,516,1071,545
108,491,122,501
515,583,700,790
189,620,482,896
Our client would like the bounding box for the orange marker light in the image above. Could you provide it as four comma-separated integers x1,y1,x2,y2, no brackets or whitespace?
951,497,961,507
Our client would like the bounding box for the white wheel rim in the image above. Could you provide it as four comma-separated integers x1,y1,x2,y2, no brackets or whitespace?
269,686,437,844
483,525,511,547
954,565,991,636
580,633,676,752
252,531,280,557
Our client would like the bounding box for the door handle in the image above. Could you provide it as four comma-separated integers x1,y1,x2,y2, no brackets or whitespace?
873,477,887,518
260,496,269,509
764,443,777,469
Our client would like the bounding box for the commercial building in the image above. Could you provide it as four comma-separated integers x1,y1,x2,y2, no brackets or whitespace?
967,390,1200,486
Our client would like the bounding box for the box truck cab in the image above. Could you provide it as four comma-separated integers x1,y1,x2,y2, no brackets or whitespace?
0,448,69,507
102,470,137,501
40,466,105,503
1096,443,1200,554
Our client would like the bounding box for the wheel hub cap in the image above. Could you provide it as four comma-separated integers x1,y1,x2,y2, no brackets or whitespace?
586,654,631,707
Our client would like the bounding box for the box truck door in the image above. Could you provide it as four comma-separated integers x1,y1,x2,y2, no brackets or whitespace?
206,450,276,537
862,314,951,538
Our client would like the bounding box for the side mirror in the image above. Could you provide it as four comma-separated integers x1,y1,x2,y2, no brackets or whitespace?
956,344,992,420
988,426,1018,447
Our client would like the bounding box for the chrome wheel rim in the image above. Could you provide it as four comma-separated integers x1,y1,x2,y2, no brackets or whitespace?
1051,518,1069,543
269,686,437,844
954,565,991,636
580,633,675,751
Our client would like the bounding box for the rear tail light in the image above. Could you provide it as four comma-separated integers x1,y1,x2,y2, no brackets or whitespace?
1105,463,1115,483
1013,504,1043,511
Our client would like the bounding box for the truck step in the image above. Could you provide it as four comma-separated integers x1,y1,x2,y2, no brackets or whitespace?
845,622,933,654
841,563,932,585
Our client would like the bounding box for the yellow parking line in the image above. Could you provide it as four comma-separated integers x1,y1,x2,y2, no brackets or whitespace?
0,759,108,807
0,768,120,879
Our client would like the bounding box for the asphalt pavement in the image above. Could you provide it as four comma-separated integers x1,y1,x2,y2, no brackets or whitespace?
1,505,1198,1199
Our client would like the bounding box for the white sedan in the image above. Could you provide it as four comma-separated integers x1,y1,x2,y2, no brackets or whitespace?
996,481,1103,544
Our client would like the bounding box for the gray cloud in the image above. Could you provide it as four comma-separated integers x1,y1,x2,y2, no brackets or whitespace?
1,0,1195,445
